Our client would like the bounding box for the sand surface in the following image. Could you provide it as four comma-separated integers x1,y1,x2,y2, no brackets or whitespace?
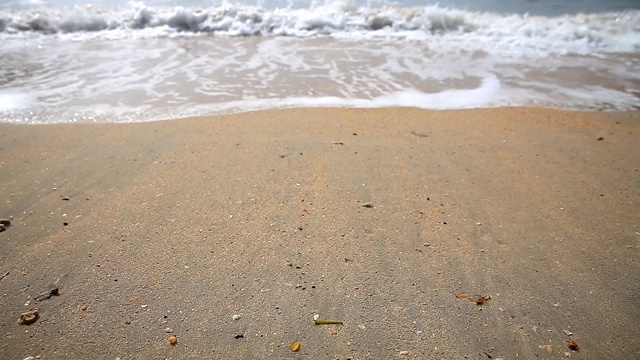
0,108,639,359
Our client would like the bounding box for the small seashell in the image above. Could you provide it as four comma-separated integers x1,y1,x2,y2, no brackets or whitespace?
289,340,300,352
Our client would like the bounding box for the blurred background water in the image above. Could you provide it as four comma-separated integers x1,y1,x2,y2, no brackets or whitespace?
1,0,638,123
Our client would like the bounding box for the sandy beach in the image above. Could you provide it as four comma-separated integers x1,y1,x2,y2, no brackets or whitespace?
0,107,638,359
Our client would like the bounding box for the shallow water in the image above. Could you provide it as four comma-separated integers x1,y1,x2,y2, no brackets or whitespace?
1,0,639,123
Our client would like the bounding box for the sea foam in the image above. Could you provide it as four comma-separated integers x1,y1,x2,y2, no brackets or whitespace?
0,3,638,123
1,3,639,55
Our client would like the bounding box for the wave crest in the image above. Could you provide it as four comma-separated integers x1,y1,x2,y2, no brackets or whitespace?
1,3,639,54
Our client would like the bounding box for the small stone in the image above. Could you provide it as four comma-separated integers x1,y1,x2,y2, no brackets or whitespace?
80,305,87,311
168,335,177,345
563,330,573,336
232,314,241,320
17,310,39,325
399,350,410,356
164,327,173,333
361,202,374,208
23,357,34,360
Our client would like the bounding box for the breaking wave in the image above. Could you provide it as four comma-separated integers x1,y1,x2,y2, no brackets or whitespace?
1,2,639,54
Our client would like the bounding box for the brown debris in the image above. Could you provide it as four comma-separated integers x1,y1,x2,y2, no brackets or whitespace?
17,310,39,325
455,293,490,304
168,335,177,345
566,340,579,351
475,296,490,305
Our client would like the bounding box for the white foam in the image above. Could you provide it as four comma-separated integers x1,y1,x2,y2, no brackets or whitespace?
372,76,501,109
0,92,32,112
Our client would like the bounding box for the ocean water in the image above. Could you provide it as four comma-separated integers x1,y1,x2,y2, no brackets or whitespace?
0,0,639,124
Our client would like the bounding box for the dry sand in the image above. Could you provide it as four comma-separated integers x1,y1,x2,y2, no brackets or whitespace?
0,107,639,359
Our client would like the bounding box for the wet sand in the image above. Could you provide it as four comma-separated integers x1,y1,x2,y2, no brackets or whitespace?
0,107,639,359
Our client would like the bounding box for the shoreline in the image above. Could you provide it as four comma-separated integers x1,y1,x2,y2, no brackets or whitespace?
1,107,639,359
2,105,639,126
